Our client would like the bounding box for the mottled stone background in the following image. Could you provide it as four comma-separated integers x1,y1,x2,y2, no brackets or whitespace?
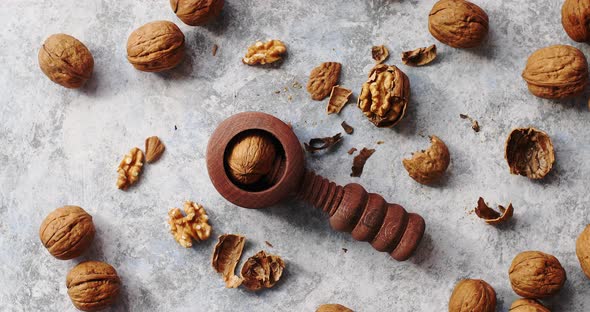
1,0,590,311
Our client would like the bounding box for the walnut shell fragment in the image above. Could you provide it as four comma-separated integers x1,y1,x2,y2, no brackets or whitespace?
474,197,514,225
402,136,450,185
304,133,342,153
225,132,277,185
351,147,375,177
39,206,95,260
316,304,354,312
372,45,389,64
242,40,287,65
402,45,437,67
168,201,212,248
170,0,224,26
38,34,94,89
212,234,246,288
341,121,354,135
562,0,590,43
448,279,496,312
307,62,342,101
522,45,588,99
145,136,165,163
127,21,185,72
327,86,352,114
505,128,554,180
240,250,285,291
358,64,410,128
66,261,121,311
509,251,566,299
116,147,144,189
576,224,590,280
509,299,550,312
428,0,489,48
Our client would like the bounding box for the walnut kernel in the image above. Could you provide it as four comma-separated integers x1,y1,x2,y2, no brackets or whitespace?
127,21,185,72
307,62,342,101
145,136,165,163
66,261,121,311
242,40,287,65
38,34,94,88
428,0,489,48
509,251,566,299
240,250,285,291
170,0,224,26
316,304,354,312
212,234,246,288
402,136,450,185
116,147,144,189
562,0,590,43
225,132,277,185
168,201,212,248
505,128,554,179
509,299,550,312
39,206,95,260
576,224,590,280
448,279,496,312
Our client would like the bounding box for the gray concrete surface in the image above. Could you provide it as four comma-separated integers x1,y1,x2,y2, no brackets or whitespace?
2,0,590,311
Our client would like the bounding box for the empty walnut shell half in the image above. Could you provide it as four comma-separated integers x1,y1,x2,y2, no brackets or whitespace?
212,234,246,288
562,0,590,43
522,45,588,99
170,0,224,26
38,34,94,88
505,128,555,180
66,261,121,311
509,298,550,312
576,224,590,280
509,251,566,299
357,64,410,128
316,304,354,312
402,136,450,185
240,250,285,291
39,205,95,260
448,279,496,312
428,0,489,48
127,21,185,72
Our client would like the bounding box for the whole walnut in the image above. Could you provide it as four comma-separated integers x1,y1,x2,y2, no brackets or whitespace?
170,0,224,26
39,206,95,260
576,224,590,280
522,45,588,99
127,21,185,72
562,0,590,42
316,304,354,312
225,132,277,185
38,34,94,88
509,298,550,312
448,279,496,312
428,0,489,48
509,251,566,299
67,261,121,311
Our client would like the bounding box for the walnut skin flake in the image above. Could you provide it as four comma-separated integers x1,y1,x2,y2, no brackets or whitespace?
242,40,287,65
505,128,554,179
240,250,285,291
327,86,352,114
307,62,342,101
474,197,514,225
168,201,212,248
372,45,389,63
351,147,375,177
402,136,450,185
116,147,144,189
212,234,246,288
402,45,437,67
304,133,342,153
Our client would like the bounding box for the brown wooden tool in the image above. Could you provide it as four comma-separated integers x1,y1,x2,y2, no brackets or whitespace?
206,112,425,261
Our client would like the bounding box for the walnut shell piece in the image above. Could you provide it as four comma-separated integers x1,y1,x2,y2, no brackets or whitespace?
372,45,389,64
562,0,590,43
316,304,354,312
474,197,514,225
402,136,450,185
242,40,287,65
126,21,185,72
509,251,566,299
327,86,352,114
402,45,437,67
522,45,588,99
212,234,246,288
116,147,144,189
168,201,212,248
428,0,489,48
145,136,165,163
576,224,590,280
307,62,342,101
357,64,410,128
66,261,121,311
448,279,496,312
509,299,550,312
38,34,94,88
240,250,285,291
225,132,277,185
39,206,95,260
505,128,554,180
170,0,224,26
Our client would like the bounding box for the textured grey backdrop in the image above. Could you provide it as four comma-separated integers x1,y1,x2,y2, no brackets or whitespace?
1,0,590,311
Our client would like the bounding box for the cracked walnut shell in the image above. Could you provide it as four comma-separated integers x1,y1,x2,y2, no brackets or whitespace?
225,132,277,185
168,201,212,248
576,225,590,280
170,0,224,26
127,21,185,72
522,45,588,99
212,234,246,288
116,147,144,189
38,34,94,88
66,261,121,311
240,250,285,291
242,40,287,65
509,299,550,312
403,136,450,185
316,304,354,312
448,279,496,312
562,0,590,43
307,62,342,101
358,64,410,128
39,206,95,260
505,128,554,180
509,251,566,299
428,0,489,48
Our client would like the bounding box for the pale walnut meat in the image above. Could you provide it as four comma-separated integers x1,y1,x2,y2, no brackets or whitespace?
448,279,496,312
562,0,590,43
38,34,94,88
509,251,566,299
170,0,224,26
428,0,489,48
402,136,450,185
240,250,285,291
505,128,554,180
168,201,212,248
39,206,95,260
66,261,121,311
357,64,410,128
145,136,165,163
576,224,590,280
212,234,246,288
116,147,144,189
225,132,277,185
316,304,354,312
509,299,550,312
242,40,287,65
307,62,342,101
522,45,588,99
127,21,185,72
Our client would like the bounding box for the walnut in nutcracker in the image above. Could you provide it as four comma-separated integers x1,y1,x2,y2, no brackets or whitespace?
38,34,94,88
562,0,590,43
428,0,489,48
509,299,550,312
509,251,566,299
522,45,588,99
39,206,95,260
225,131,278,186
357,64,410,128
66,261,121,311
127,21,185,72
170,0,224,26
